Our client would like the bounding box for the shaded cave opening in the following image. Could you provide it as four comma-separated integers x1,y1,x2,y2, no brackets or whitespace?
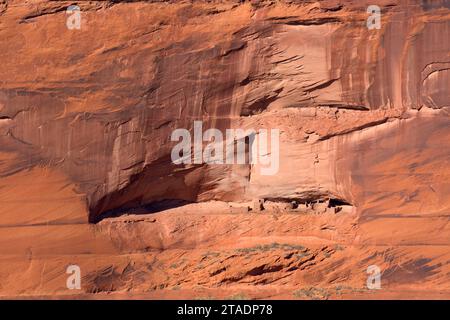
328,198,352,207
90,199,193,223
263,196,352,207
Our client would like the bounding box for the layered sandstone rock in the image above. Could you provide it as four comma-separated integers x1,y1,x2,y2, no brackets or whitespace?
0,0,449,298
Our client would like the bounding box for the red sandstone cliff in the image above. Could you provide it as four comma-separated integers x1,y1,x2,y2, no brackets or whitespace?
0,0,449,299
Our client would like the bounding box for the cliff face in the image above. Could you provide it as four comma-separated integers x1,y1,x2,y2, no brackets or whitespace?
0,0,449,298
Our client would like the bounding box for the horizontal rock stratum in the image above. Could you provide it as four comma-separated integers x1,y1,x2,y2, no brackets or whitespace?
0,0,449,299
